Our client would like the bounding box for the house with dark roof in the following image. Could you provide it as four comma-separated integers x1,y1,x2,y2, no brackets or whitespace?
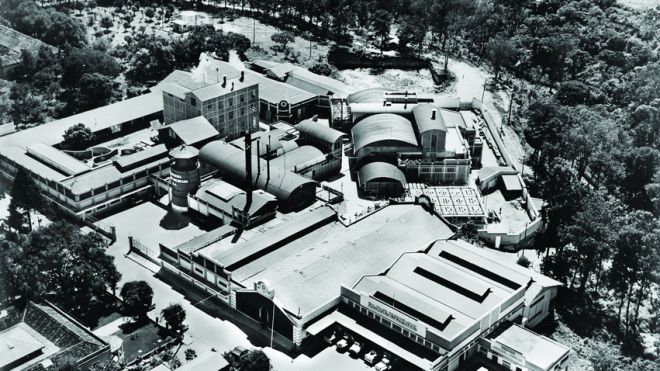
0,25,58,76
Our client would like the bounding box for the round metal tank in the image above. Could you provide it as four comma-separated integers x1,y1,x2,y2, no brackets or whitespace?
169,145,200,212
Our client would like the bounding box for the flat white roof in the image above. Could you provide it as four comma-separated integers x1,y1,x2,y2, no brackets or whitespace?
494,325,570,370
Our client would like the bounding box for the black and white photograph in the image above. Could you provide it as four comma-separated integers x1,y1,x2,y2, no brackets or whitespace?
0,0,658,370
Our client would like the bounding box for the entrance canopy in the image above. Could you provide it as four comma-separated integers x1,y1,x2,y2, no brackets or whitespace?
306,310,434,370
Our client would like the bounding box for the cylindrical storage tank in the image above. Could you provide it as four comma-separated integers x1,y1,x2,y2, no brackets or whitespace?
169,145,200,212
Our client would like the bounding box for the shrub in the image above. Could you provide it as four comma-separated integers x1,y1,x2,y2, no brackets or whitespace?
517,255,531,268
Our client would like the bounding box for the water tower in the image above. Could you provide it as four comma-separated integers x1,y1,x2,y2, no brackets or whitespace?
169,145,200,213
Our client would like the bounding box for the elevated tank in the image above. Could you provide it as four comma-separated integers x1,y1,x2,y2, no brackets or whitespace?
169,145,200,212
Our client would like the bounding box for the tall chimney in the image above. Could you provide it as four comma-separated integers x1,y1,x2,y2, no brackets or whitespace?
431,109,437,120
216,68,219,83
240,70,245,82
244,130,253,210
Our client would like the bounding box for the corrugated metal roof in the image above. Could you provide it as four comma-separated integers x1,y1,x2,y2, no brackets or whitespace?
286,68,351,97
347,87,390,104
438,109,467,130
269,145,324,170
357,162,407,186
211,205,337,268
412,104,447,134
231,205,453,315
166,116,219,145
265,62,297,80
351,113,418,152
171,224,236,254
296,119,347,144
199,141,316,202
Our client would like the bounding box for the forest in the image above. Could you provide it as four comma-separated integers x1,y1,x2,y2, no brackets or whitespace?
0,0,658,368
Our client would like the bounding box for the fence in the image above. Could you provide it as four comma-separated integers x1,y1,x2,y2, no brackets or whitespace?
81,214,117,243
128,236,161,264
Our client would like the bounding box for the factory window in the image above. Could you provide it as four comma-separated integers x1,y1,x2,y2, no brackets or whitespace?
190,97,197,107
207,103,213,111
251,90,256,98
219,101,224,109
228,98,233,106
240,108,245,116
431,135,437,148
229,111,234,119
240,94,245,103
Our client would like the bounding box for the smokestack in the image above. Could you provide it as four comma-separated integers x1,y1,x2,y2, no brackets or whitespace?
431,109,437,120
240,70,245,82
266,137,271,183
222,75,227,87
256,139,261,179
244,130,253,209
383,100,387,107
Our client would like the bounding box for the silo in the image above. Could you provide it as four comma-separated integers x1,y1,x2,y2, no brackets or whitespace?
169,145,200,212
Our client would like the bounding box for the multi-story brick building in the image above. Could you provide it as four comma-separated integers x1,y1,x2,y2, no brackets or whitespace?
160,69,260,141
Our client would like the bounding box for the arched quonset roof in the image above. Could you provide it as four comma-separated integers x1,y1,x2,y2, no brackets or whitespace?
296,119,348,144
412,104,447,134
200,141,316,203
351,113,418,153
269,145,325,170
357,162,407,186
347,87,391,104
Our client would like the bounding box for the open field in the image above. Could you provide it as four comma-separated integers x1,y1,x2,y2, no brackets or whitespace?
618,0,660,9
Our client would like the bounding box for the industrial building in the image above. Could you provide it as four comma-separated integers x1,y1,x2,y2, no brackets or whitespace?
0,301,110,371
156,204,563,371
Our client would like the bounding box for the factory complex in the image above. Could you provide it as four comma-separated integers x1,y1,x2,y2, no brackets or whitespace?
0,56,568,371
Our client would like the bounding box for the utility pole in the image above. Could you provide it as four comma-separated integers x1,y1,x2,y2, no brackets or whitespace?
252,18,256,44
506,85,515,129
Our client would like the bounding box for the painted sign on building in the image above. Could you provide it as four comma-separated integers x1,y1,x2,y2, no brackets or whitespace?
360,294,425,336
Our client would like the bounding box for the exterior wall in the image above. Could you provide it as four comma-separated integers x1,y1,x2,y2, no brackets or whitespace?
291,155,341,181
401,158,471,186
261,99,317,123
362,180,405,197
420,130,447,156
234,291,295,340
523,286,557,328
163,85,260,141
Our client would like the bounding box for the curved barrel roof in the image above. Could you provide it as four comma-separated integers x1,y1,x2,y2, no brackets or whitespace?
351,113,418,153
412,104,447,134
199,141,316,202
357,162,407,186
347,87,390,104
296,119,348,144
269,145,325,170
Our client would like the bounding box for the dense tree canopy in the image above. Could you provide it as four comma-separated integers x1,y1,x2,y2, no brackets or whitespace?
120,281,154,320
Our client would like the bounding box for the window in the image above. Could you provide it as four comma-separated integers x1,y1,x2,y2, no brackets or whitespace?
251,90,257,98
240,94,245,103
431,135,437,148
219,101,224,109
228,98,233,106
240,108,245,115
228,111,234,119
207,103,213,111
190,97,197,107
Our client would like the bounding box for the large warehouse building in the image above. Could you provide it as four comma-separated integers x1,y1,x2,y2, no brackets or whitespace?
157,204,563,371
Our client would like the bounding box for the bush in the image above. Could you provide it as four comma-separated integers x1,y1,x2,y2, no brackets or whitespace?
309,62,333,76
517,255,531,268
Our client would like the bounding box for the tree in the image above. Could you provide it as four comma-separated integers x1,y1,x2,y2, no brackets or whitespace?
370,9,392,55
63,72,116,114
234,349,270,371
485,36,518,80
184,349,197,361
9,83,46,128
397,16,426,55
120,281,153,320
62,123,95,150
9,168,43,232
516,255,531,268
161,303,186,332
60,48,122,87
100,16,113,30
270,31,295,50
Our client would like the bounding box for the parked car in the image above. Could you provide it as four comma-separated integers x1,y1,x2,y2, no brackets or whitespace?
374,357,391,371
336,336,350,351
349,341,362,356
324,331,339,345
364,350,378,365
